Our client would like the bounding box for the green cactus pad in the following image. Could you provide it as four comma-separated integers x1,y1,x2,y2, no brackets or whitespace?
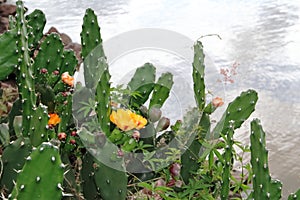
220,126,234,200
81,153,101,199
0,137,31,194
58,95,72,133
61,50,78,76
149,72,173,109
26,9,46,51
29,103,49,147
0,29,18,80
177,108,202,184
127,63,156,108
213,89,258,138
95,59,111,136
33,33,64,84
80,8,104,60
94,162,128,200
10,142,64,200
250,119,282,200
193,41,206,110
288,189,300,200
15,0,37,136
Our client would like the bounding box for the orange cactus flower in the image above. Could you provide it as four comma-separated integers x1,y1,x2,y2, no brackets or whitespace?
212,97,224,107
110,109,147,131
61,72,74,87
48,113,61,126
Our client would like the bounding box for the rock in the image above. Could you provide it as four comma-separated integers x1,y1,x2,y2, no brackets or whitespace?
46,26,72,45
60,33,72,45
0,16,9,34
0,4,16,17
65,42,82,65
46,26,59,34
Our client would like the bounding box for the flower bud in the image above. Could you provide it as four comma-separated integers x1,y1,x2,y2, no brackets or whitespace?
132,130,140,140
169,163,181,177
57,132,67,140
95,132,106,148
69,139,76,145
53,70,60,75
212,97,224,107
40,68,48,74
71,131,77,136
156,117,170,132
148,106,162,122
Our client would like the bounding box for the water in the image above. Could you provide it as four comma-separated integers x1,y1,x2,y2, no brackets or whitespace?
21,0,300,198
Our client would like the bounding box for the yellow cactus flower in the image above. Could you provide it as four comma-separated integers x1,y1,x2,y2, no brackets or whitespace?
130,112,147,130
48,113,61,126
61,72,74,87
110,109,147,131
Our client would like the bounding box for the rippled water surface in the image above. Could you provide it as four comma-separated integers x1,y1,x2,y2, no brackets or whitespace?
21,0,300,197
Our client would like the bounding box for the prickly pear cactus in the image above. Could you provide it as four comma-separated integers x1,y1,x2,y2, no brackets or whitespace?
178,108,202,184
0,137,31,194
149,72,173,109
95,58,111,136
81,8,106,89
81,153,101,199
15,0,37,137
250,119,282,200
81,8,103,60
33,33,64,84
10,142,64,200
213,89,258,138
0,28,18,80
94,162,128,200
192,41,206,110
180,40,209,184
26,9,46,52
29,103,48,147
288,189,300,200
220,126,234,200
127,63,156,108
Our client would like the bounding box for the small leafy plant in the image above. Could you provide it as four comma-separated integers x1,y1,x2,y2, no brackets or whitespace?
0,1,299,199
